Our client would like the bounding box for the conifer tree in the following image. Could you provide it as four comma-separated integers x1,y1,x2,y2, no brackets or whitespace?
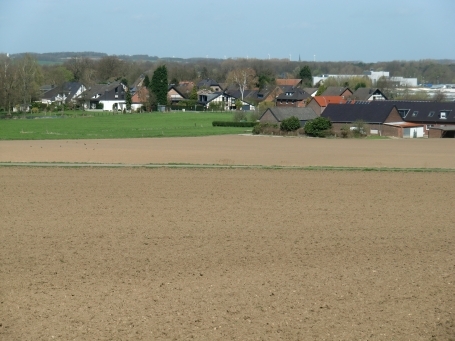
150,65,168,106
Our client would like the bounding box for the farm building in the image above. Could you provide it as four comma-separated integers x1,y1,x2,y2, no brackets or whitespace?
386,101,455,137
321,101,412,138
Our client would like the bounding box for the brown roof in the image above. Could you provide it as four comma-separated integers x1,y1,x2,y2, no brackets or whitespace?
276,79,302,86
313,96,347,106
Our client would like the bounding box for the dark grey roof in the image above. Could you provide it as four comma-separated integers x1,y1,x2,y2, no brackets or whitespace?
86,82,126,102
41,82,85,102
322,86,352,96
80,82,124,101
197,79,220,88
351,88,388,100
78,84,110,100
261,107,318,122
168,84,186,99
322,101,399,123
384,101,455,123
303,87,318,95
225,89,258,104
277,88,311,101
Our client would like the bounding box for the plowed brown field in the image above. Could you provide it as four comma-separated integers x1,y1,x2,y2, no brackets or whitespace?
1,136,454,340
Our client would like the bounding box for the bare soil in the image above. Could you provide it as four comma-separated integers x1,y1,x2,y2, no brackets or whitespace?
1,137,454,340
1,135,455,168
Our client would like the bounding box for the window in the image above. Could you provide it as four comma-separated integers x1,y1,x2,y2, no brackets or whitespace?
440,112,447,119
412,111,418,117
428,111,435,117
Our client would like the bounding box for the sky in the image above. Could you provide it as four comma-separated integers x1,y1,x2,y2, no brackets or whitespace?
0,0,454,62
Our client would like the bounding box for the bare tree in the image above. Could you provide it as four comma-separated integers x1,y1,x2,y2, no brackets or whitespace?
16,54,42,110
64,57,94,83
226,68,257,101
42,65,73,86
96,56,126,82
0,54,19,114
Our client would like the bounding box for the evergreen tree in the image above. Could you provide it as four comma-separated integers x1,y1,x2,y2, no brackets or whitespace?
150,65,168,107
125,89,132,111
298,65,313,87
143,74,150,88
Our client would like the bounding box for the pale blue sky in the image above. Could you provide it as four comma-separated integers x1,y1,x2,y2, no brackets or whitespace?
0,0,453,62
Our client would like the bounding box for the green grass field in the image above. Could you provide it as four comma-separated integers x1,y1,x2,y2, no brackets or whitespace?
0,111,250,140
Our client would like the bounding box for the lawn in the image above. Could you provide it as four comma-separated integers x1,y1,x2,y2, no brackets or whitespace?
0,111,250,140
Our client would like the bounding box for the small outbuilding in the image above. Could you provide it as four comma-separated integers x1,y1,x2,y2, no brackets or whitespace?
259,107,318,126
428,126,455,138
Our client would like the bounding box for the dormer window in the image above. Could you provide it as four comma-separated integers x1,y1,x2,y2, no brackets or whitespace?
428,111,435,117
440,112,447,119
398,109,410,118
286,92,293,96
412,111,418,117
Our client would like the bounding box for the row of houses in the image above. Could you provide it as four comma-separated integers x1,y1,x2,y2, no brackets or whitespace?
39,77,455,138
259,100,455,138
39,74,389,113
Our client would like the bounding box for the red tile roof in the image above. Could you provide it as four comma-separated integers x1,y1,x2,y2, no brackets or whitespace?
313,96,346,106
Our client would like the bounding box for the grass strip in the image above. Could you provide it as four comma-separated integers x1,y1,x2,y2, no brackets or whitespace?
1,162,454,172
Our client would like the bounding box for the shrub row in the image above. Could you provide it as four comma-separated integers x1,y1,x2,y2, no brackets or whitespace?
212,121,258,127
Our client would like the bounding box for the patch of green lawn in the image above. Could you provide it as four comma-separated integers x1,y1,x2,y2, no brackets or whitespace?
0,111,249,140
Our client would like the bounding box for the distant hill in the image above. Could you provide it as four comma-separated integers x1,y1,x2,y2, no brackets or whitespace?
9,52,161,64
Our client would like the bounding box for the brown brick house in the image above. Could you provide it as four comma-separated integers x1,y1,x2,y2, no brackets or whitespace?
276,88,311,107
385,101,455,137
321,102,408,137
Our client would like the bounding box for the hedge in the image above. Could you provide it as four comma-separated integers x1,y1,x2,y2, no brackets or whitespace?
212,121,258,127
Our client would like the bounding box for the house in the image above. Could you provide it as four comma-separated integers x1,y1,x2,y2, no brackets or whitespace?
224,89,258,110
129,74,146,95
40,84,55,94
276,79,302,87
321,101,411,138
303,88,318,97
131,87,149,111
386,101,455,136
275,88,311,107
76,84,109,109
167,85,187,104
176,81,195,99
321,86,353,98
259,107,318,126
255,85,283,103
41,82,86,105
306,96,347,115
197,90,237,110
350,88,388,101
197,79,223,92
82,81,128,111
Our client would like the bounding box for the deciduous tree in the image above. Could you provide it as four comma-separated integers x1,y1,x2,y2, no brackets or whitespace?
16,54,42,110
226,68,257,101
0,54,19,114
